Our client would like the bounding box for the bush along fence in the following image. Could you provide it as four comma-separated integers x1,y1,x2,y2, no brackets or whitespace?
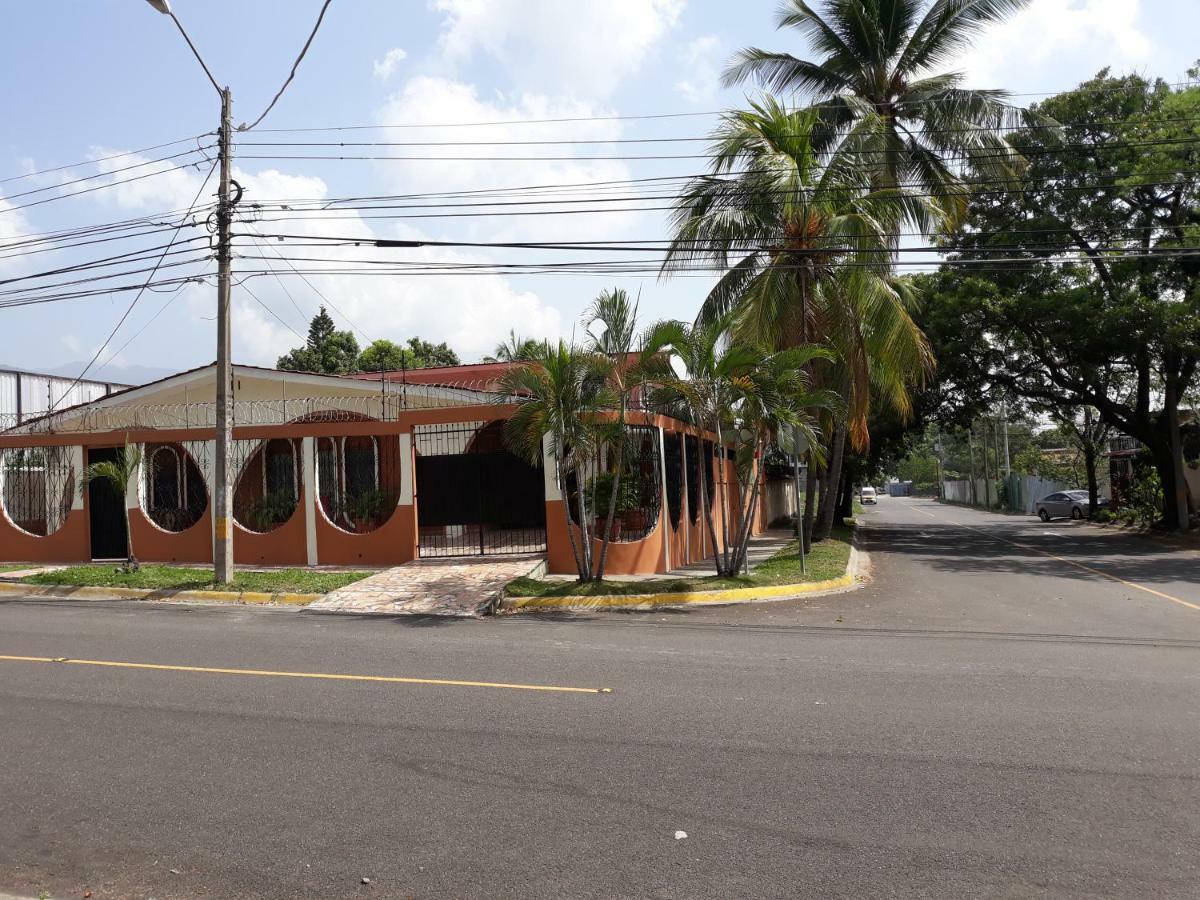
941,474,1071,515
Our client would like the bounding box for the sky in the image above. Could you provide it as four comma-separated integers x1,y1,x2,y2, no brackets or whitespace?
0,0,1196,383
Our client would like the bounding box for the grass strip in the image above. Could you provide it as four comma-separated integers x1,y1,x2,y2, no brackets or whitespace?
506,524,853,598
21,564,372,595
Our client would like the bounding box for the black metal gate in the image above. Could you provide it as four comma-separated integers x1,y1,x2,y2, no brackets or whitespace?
414,422,547,557
88,447,128,560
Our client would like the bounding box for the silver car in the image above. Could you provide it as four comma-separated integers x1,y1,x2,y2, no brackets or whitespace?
1035,490,1109,522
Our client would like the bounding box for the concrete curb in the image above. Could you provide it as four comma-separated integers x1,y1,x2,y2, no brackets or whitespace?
502,526,871,613
0,581,319,607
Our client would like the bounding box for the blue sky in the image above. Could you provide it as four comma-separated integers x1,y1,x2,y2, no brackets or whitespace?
1,0,1197,381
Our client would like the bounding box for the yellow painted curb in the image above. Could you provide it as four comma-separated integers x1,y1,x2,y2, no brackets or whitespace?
0,581,318,607
504,572,857,611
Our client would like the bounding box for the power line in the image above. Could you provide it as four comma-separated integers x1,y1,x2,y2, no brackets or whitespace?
243,79,1200,133
238,0,335,132
0,133,213,186
240,280,307,343
47,159,218,411
0,159,216,214
0,146,215,203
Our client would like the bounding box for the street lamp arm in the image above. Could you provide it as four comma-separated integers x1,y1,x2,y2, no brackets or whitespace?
146,1,222,96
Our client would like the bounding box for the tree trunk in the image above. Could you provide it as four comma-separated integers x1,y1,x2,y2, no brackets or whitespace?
572,462,593,581
836,469,854,524
696,435,724,577
556,440,585,578
123,505,138,572
714,422,733,575
814,424,846,541
802,456,818,552
1164,383,1191,531
1083,440,1099,519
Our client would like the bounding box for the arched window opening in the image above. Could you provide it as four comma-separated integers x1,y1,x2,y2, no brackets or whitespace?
664,432,683,530
317,435,400,534
0,447,74,537
685,435,701,523
568,426,662,543
144,443,207,532
233,438,299,534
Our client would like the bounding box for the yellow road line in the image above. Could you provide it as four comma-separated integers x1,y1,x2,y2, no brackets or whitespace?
0,654,612,695
901,501,1200,613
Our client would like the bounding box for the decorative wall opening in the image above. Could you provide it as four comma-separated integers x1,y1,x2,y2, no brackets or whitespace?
315,435,402,533
0,447,74,537
143,442,207,532
664,432,683,530
567,425,662,543
685,435,701,523
233,438,299,533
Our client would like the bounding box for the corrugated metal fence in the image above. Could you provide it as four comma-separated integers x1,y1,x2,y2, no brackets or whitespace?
941,474,1072,514
0,369,127,430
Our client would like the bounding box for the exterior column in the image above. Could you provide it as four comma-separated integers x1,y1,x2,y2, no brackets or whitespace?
68,446,85,512
657,426,670,573
301,436,318,566
125,443,144,516
395,429,418,561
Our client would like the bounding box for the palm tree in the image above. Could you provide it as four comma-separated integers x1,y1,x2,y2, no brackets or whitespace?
581,287,645,580
644,316,834,576
723,0,1033,206
79,441,143,573
663,99,935,542
726,344,837,572
485,330,546,363
498,341,607,582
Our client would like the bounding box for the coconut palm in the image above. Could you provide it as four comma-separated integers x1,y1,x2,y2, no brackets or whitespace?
79,441,143,573
723,0,1033,206
498,340,608,582
662,99,936,541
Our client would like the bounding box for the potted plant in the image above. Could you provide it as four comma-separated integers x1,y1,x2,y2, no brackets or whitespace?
588,471,637,540
344,488,390,533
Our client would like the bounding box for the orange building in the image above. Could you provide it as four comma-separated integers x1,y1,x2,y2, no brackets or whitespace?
0,362,769,575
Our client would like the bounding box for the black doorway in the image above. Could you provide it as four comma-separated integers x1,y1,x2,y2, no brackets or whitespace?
87,447,128,560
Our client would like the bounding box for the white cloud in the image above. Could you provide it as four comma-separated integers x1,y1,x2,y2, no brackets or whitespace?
372,47,408,81
0,198,35,274
373,76,641,243
956,0,1155,90
433,0,685,98
675,35,722,104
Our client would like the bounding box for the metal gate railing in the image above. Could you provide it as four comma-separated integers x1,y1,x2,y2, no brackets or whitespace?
414,422,547,557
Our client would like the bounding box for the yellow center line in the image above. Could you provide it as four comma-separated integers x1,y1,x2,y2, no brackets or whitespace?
900,501,1200,612
0,655,613,695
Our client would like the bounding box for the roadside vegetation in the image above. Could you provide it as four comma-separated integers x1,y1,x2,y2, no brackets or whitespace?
506,524,853,599
20,565,371,594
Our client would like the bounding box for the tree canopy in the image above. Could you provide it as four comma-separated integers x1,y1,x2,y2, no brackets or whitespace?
276,309,461,375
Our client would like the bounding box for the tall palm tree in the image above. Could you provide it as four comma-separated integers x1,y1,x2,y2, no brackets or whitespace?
581,287,648,580
644,315,834,576
724,0,1033,206
79,441,143,573
663,100,935,541
498,341,607,582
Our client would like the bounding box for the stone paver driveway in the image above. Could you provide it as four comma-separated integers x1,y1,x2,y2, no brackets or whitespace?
309,555,544,617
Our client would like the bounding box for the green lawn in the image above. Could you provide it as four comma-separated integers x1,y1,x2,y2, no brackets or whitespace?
21,565,372,595
0,564,34,573
505,524,854,598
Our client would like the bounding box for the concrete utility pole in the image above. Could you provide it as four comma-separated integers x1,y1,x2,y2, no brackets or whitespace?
147,0,235,582
213,87,235,583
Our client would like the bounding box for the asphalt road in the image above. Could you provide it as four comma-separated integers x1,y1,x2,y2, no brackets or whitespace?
1,498,1198,899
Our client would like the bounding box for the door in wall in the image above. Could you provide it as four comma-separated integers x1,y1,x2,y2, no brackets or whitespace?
87,447,129,560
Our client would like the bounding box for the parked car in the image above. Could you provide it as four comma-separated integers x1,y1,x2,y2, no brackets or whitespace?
859,486,877,504
1035,490,1109,522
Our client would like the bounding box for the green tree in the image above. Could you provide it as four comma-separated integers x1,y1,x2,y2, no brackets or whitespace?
923,71,1200,529
79,441,143,573
485,330,545,363
498,341,608,582
663,99,936,543
277,307,360,374
403,337,460,368
724,0,1033,204
357,337,461,372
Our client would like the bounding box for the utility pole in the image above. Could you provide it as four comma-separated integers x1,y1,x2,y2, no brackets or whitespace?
967,427,977,506
213,87,235,584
